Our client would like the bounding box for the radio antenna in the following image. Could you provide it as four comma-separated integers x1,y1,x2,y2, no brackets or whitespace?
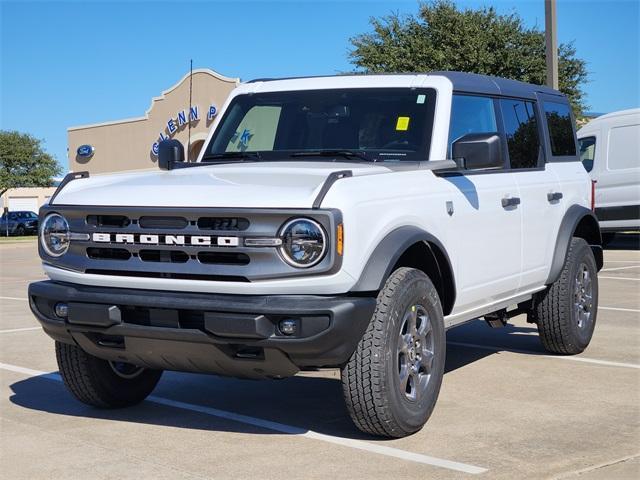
187,59,193,161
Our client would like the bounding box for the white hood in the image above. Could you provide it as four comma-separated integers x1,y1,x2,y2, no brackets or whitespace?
54,162,392,208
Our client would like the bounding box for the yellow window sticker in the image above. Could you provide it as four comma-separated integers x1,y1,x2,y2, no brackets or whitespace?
396,116,410,131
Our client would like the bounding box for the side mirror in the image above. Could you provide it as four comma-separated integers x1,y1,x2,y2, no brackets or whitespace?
158,139,185,170
452,133,503,170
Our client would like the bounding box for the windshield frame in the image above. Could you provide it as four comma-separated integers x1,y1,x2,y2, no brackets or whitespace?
201,87,437,163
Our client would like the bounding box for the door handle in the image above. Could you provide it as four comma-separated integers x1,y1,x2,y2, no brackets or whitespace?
501,196,521,208
547,192,563,202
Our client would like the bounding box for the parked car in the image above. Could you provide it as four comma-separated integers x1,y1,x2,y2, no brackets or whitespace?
578,108,640,239
29,72,602,438
0,210,39,236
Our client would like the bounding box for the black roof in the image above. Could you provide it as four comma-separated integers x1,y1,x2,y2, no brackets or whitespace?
247,71,564,100
432,71,562,99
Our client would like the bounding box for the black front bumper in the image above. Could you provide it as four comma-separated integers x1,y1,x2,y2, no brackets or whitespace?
28,281,376,379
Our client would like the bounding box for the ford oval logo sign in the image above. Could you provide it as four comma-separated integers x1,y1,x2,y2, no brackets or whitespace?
77,144,94,158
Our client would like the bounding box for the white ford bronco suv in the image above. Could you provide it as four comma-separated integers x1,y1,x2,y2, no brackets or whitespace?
30,72,603,438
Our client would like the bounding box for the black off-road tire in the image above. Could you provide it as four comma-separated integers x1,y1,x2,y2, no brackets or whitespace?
532,237,598,354
55,341,162,408
341,267,446,438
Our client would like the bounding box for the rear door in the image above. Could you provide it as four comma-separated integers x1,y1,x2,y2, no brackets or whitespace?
444,94,522,313
498,96,564,292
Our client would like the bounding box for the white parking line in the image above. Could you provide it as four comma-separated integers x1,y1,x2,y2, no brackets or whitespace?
447,342,640,369
0,362,487,475
599,276,640,281
0,296,28,301
601,265,640,272
0,327,40,334
600,306,640,313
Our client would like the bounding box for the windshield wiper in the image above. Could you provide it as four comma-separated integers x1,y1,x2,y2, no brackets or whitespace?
289,150,372,162
201,151,263,162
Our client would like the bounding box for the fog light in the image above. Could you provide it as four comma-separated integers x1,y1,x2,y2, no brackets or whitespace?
279,319,298,336
54,302,69,318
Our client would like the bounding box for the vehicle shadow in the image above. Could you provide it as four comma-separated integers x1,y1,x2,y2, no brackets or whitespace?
8,319,546,441
603,232,640,251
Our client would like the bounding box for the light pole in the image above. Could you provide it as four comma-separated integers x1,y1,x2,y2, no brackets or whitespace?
545,0,559,89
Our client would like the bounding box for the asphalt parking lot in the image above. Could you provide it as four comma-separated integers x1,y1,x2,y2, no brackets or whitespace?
1,236,638,479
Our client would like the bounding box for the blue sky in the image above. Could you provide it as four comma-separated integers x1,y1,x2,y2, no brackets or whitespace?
1,0,639,171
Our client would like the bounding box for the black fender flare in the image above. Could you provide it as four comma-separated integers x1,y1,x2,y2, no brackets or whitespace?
546,205,603,284
350,226,456,310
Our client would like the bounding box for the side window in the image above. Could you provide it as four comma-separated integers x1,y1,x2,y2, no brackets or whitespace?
544,101,577,156
225,105,282,152
500,99,541,169
607,124,639,170
448,95,498,156
579,136,596,172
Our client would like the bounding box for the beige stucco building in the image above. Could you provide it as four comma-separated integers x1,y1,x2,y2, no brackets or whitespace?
1,187,57,213
68,68,239,174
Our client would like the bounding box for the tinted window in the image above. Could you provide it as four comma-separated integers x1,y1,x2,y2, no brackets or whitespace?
544,102,576,156
608,124,640,170
579,136,596,172
500,99,541,169
448,95,497,155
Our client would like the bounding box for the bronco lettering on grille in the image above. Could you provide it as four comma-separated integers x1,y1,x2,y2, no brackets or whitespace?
92,233,239,246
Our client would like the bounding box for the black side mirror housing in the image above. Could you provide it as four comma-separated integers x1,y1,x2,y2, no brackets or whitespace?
452,133,503,170
158,139,185,170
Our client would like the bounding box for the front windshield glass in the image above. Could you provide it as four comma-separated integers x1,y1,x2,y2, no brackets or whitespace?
203,88,437,162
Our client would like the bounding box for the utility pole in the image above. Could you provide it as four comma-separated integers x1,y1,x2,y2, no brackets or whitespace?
545,0,559,89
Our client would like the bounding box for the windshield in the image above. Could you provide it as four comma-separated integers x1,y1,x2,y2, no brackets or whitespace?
203,88,437,162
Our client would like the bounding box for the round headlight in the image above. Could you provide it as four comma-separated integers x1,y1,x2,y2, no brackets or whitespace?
41,213,70,257
279,218,327,268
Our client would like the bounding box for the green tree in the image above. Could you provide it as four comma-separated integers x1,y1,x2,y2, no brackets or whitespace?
0,130,62,197
349,1,588,114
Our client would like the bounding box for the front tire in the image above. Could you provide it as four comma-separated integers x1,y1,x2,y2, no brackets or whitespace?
341,267,446,438
532,237,598,354
55,341,162,408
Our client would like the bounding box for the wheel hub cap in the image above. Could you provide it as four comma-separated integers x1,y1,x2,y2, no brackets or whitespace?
397,304,435,402
574,263,593,330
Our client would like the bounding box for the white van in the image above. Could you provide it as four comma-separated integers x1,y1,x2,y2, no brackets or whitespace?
578,108,640,236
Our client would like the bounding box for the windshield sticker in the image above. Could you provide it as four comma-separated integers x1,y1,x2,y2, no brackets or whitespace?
396,117,410,131
416,94,426,104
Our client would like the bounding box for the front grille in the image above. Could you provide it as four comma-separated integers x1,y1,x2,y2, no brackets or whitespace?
87,215,130,228
198,252,250,265
139,249,190,263
42,205,340,282
197,217,249,231
87,247,131,261
139,216,189,229
85,269,250,282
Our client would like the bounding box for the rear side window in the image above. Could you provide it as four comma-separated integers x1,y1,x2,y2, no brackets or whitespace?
500,99,541,169
579,136,596,172
608,124,640,170
544,102,577,156
448,95,498,155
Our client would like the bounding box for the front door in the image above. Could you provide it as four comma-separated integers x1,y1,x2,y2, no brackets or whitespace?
444,94,522,314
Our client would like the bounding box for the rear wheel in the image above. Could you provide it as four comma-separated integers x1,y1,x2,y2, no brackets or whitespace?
55,341,162,408
532,237,598,354
341,267,446,438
